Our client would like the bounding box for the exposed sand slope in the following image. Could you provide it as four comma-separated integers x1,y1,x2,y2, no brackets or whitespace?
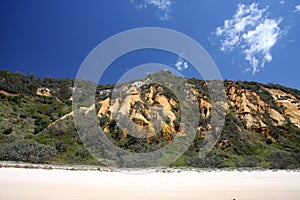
0,168,300,200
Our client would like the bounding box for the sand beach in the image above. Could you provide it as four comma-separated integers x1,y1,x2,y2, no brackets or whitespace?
0,166,299,200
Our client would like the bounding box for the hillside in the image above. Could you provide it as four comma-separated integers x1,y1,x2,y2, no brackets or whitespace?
0,70,299,169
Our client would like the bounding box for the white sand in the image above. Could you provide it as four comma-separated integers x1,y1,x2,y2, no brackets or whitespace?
0,168,300,200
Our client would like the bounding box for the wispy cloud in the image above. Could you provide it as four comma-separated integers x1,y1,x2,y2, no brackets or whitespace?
130,0,173,20
280,1,285,5
214,3,283,74
175,56,189,71
295,5,300,13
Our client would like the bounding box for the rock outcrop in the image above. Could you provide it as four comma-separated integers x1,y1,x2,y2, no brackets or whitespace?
36,87,52,97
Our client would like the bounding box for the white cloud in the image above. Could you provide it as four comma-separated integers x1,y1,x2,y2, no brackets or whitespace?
175,56,189,71
280,1,285,5
295,5,300,12
214,3,283,74
130,0,173,20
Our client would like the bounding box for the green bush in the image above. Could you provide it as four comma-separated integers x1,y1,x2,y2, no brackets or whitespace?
0,139,57,163
267,151,300,169
2,128,13,135
265,138,272,145
34,117,49,134
0,70,73,101
235,155,262,167
75,148,90,160
53,140,67,153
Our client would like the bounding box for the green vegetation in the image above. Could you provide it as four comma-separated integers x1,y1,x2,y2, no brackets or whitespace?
0,70,73,101
188,78,210,101
265,83,300,99
0,70,300,169
0,139,57,163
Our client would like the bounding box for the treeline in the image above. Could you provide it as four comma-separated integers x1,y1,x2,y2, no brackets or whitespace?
0,70,73,101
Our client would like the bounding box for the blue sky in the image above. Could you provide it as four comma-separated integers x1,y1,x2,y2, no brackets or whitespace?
0,0,299,89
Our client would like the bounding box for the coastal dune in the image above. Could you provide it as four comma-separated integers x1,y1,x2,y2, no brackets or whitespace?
0,168,300,200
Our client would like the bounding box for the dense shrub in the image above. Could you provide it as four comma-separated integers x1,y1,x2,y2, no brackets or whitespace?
54,140,67,153
75,148,90,160
235,155,262,167
34,117,49,134
0,140,57,163
267,151,300,169
189,153,229,168
0,70,73,101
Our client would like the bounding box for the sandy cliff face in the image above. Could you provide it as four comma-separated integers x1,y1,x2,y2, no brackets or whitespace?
266,88,300,128
225,84,300,137
45,75,299,145
93,80,299,142
227,85,272,136
96,83,178,141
